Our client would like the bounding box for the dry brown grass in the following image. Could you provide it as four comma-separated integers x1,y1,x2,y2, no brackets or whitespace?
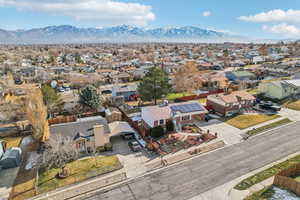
226,114,280,129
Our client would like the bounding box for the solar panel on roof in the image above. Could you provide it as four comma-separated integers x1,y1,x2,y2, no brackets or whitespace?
170,103,203,113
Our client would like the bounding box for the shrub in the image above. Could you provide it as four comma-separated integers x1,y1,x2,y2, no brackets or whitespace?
150,126,165,138
104,143,113,151
166,121,174,132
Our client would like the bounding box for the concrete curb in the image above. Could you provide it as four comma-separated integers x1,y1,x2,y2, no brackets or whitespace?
227,151,300,200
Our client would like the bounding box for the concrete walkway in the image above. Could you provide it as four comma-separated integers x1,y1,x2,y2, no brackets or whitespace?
279,108,300,121
0,167,19,200
196,119,242,145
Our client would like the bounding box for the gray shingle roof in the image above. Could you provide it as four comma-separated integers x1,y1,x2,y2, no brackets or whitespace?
50,116,110,140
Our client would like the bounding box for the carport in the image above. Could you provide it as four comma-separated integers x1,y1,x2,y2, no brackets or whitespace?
108,121,136,137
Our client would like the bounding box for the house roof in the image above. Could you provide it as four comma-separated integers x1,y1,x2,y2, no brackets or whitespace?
113,84,137,93
284,79,300,88
1,147,21,160
230,71,255,77
211,91,255,103
50,116,110,140
108,121,135,136
142,101,208,121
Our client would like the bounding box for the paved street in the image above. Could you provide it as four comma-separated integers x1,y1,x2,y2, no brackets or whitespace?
78,121,300,200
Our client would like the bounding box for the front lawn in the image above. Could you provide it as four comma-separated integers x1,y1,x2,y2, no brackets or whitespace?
2,136,23,148
285,100,300,111
246,118,292,136
234,154,300,190
225,114,280,129
166,92,192,101
38,155,122,194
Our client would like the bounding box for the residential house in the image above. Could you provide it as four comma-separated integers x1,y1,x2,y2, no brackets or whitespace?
50,116,111,153
258,80,300,100
141,101,208,131
225,71,256,81
111,72,131,83
252,56,265,64
112,84,138,101
198,72,229,90
207,91,256,116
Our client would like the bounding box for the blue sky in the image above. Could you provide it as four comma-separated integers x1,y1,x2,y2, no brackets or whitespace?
0,0,300,39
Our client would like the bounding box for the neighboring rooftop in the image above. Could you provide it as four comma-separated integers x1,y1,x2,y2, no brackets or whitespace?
209,90,255,103
50,116,110,140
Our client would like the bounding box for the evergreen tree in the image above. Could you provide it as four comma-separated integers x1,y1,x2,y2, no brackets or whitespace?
79,85,101,110
138,66,170,105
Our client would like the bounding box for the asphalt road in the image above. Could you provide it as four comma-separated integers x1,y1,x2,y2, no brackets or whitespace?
78,122,300,200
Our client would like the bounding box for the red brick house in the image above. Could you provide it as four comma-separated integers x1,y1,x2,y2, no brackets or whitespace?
206,91,256,116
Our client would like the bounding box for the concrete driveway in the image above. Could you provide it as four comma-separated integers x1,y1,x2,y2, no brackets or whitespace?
195,119,243,145
101,136,150,178
0,167,19,200
279,108,300,121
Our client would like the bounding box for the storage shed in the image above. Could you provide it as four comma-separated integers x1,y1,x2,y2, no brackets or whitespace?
0,147,22,169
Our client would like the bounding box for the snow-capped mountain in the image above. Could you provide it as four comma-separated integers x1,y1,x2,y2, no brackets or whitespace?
0,25,245,44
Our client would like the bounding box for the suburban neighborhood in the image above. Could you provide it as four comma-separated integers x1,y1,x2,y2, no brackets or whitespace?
0,41,300,200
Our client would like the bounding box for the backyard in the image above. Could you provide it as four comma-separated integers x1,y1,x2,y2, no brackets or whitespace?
225,114,280,129
2,136,23,148
37,155,122,194
166,92,192,101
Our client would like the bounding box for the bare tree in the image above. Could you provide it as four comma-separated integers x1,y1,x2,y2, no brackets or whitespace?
39,135,79,176
25,88,49,142
174,61,202,93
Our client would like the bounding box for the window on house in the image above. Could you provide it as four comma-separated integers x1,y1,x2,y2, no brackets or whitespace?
159,119,164,125
182,115,190,121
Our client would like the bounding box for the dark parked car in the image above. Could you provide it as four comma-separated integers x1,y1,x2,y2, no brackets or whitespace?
121,132,135,140
128,141,142,152
259,101,281,112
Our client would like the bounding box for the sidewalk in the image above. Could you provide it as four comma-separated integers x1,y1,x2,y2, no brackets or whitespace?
30,169,127,200
188,151,300,200
145,140,225,171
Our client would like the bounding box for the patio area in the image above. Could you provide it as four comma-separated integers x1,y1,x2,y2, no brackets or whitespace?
152,124,218,155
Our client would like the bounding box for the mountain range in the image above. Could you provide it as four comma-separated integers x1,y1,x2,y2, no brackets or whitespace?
0,25,246,44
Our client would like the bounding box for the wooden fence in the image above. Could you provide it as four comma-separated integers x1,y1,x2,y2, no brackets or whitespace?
116,107,146,138
48,115,77,125
175,89,224,102
273,163,300,196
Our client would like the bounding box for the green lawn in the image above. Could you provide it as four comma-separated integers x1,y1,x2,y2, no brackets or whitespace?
234,154,300,190
166,92,192,101
226,114,280,129
38,155,122,194
246,118,292,136
198,98,207,104
285,100,300,111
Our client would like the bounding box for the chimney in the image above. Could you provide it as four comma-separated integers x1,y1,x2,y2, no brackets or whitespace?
94,125,109,148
